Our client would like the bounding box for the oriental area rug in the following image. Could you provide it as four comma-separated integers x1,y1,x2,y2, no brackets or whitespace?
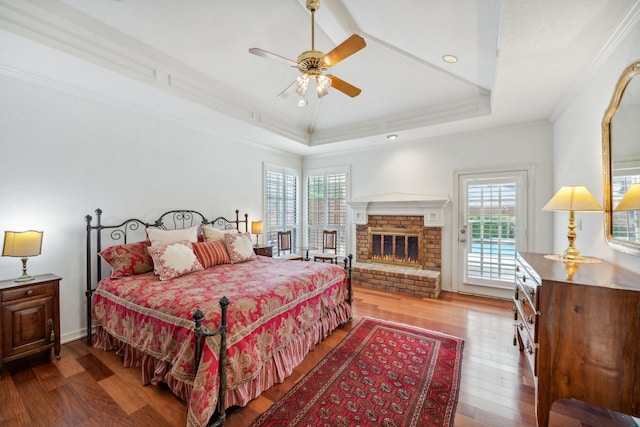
250,317,464,427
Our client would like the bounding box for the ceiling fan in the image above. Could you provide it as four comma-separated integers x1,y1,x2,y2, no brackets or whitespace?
249,0,366,98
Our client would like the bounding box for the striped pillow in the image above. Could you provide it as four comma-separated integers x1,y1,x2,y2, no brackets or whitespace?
192,240,230,268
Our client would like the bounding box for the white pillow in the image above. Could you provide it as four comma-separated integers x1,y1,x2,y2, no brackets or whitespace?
224,232,256,264
201,224,238,242
147,226,198,247
146,240,204,280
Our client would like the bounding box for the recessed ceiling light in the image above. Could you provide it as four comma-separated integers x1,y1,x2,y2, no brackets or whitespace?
298,99,308,107
386,134,398,141
442,55,458,63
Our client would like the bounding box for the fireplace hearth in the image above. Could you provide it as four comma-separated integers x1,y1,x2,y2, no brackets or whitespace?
347,194,448,298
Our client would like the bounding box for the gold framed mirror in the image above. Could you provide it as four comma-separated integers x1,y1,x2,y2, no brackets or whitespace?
602,60,640,255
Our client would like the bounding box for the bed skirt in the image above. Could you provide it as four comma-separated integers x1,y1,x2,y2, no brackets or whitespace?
93,300,352,425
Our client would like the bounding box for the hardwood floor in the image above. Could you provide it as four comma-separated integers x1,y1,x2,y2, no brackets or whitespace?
0,285,536,426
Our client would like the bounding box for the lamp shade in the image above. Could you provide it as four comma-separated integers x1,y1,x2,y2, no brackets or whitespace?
543,186,603,212
615,183,640,211
251,221,263,235
2,230,43,257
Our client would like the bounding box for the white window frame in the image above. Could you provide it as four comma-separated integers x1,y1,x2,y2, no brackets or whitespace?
303,165,351,257
263,163,300,251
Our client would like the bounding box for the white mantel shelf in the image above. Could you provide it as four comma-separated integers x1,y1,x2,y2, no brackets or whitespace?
347,193,450,227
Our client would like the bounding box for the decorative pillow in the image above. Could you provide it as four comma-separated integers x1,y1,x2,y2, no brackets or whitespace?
201,225,238,242
192,240,230,269
99,241,153,278
146,240,204,280
224,232,256,264
147,226,198,247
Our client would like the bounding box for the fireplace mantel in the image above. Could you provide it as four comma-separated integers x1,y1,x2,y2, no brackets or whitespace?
347,193,450,226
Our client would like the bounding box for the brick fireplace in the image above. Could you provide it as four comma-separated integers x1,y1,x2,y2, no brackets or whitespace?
348,194,449,298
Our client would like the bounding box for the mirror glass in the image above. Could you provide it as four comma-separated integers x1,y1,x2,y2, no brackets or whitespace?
603,61,640,255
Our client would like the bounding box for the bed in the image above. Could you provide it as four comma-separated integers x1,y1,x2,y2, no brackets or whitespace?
84,209,352,427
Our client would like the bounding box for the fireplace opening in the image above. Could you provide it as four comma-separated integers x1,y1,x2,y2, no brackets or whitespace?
368,227,421,268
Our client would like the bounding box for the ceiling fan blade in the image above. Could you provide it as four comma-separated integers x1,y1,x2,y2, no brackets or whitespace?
328,75,361,97
249,48,299,68
322,35,366,67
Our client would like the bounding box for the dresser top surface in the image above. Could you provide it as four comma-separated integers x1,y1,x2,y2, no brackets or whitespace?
518,252,640,291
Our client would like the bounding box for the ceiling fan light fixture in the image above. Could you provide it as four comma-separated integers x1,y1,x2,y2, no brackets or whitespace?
296,73,310,96
316,74,331,98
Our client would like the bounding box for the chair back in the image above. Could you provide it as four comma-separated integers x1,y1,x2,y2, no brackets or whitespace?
277,230,294,255
322,230,337,254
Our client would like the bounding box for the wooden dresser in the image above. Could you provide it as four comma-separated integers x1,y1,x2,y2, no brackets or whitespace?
514,252,640,427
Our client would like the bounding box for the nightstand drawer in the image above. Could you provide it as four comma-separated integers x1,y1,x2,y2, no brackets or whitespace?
1,282,54,302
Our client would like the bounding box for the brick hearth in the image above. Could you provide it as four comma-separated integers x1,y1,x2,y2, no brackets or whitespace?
352,215,442,298
352,261,441,298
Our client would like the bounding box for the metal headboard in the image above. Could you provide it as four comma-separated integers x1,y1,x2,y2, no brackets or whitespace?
84,208,248,345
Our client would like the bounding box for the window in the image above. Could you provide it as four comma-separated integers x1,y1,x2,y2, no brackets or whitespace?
305,167,349,256
612,165,640,242
264,165,299,251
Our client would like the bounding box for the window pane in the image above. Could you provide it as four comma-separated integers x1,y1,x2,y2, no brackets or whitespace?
265,166,298,250
466,180,517,283
612,174,640,242
306,171,347,256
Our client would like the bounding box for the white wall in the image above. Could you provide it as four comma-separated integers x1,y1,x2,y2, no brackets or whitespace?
0,75,301,343
304,121,555,292
552,21,640,274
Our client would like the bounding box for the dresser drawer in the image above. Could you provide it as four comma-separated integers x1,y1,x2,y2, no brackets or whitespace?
514,285,538,343
1,282,54,302
516,322,537,376
516,255,541,310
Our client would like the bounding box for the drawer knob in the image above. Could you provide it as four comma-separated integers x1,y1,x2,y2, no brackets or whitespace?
528,315,534,325
26,289,34,296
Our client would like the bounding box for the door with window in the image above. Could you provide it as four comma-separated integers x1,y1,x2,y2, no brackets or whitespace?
457,170,528,298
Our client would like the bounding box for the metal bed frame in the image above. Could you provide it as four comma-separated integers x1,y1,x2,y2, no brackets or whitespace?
84,208,352,426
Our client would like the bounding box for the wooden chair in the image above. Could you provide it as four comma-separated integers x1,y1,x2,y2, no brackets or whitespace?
277,230,303,260
314,230,338,264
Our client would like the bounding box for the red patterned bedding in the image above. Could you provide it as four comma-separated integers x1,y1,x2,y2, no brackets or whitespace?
92,256,351,427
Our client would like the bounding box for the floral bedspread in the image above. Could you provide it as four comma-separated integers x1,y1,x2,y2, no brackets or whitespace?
92,256,351,427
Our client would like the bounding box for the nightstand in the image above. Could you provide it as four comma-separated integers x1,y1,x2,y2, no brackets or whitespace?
253,245,273,257
0,274,61,377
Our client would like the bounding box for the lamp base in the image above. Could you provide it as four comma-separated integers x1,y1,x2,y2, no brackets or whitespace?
561,246,582,261
14,257,35,282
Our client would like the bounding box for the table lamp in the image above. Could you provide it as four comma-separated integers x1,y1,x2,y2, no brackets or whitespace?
251,221,263,246
2,230,44,282
614,183,640,212
543,186,602,260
